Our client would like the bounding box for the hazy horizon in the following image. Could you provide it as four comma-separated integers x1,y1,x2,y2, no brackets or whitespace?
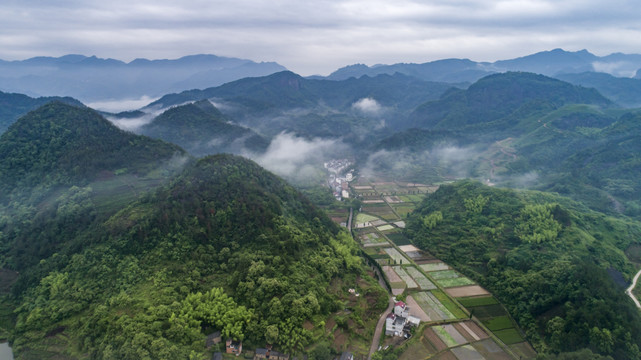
2,0,641,76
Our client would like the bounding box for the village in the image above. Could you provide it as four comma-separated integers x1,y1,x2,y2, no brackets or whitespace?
324,159,354,201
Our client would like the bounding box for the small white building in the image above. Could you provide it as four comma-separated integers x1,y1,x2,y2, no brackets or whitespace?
394,301,410,318
385,313,406,336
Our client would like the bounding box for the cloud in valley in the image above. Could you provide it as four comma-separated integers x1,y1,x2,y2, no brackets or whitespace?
249,132,348,181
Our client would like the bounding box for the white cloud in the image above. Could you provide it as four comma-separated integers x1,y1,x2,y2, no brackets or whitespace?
86,95,159,113
249,132,347,180
352,97,383,116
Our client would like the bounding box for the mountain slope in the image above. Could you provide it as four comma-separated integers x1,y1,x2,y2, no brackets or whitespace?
149,71,451,113
406,72,612,131
405,181,641,359
557,72,641,107
147,71,454,138
9,154,373,359
0,91,83,134
140,100,270,156
0,102,186,272
0,102,184,195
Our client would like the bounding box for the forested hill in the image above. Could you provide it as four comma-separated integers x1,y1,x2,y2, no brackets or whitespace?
148,71,451,114
406,72,612,131
0,91,83,134
405,181,641,359
9,154,365,359
140,100,270,156
0,102,184,197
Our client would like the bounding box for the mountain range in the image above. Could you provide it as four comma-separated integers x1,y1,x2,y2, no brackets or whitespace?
3,49,641,106
0,54,286,102
3,49,641,360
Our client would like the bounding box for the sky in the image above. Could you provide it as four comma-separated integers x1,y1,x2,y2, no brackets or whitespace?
2,0,641,75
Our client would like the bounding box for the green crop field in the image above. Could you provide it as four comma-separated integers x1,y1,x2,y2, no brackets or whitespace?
405,266,437,290
435,277,475,288
494,328,524,345
429,270,460,280
393,266,418,288
458,296,499,308
431,289,467,318
470,304,507,319
355,213,380,223
419,263,450,272
377,224,395,231
484,315,513,331
386,232,412,246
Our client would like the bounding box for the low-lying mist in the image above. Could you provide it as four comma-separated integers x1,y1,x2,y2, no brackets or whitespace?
247,132,350,185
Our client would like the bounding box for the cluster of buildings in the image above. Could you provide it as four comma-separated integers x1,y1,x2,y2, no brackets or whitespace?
385,301,421,338
325,159,354,201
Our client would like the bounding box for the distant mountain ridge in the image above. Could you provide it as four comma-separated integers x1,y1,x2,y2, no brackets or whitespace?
0,54,287,102
326,49,641,84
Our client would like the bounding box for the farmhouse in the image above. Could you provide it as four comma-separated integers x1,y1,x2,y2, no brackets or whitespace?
385,313,406,336
226,339,242,356
385,300,420,337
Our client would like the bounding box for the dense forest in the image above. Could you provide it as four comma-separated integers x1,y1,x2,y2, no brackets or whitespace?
405,181,641,359
140,100,270,156
5,154,373,359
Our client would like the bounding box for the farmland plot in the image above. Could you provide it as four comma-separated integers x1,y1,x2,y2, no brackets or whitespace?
413,291,455,321
432,325,465,347
360,232,388,246
429,270,460,280
384,247,408,264
437,277,476,288
450,345,485,360
377,224,395,232
393,266,418,289
420,262,450,272
405,266,437,290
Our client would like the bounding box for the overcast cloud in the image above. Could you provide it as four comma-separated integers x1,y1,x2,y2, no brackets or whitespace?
2,0,641,75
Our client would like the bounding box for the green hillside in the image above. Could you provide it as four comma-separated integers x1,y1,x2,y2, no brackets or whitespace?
405,181,641,359
0,102,184,195
406,72,612,132
0,102,187,273
140,100,270,156
7,154,371,359
0,91,84,134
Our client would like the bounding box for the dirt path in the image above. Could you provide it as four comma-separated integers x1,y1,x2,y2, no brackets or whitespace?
626,268,641,308
368,296,395,360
